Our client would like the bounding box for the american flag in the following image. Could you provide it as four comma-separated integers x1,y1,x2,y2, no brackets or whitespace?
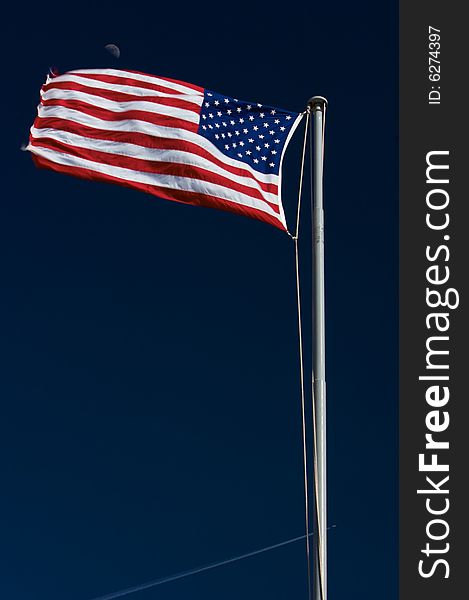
27,69,303,230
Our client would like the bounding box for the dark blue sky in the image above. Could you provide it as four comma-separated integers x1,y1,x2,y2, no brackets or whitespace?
2,2,397,599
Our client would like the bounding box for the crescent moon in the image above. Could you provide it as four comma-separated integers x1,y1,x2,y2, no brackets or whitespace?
105,44,121,59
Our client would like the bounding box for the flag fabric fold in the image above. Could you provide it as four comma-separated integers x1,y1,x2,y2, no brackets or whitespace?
27,68,303,230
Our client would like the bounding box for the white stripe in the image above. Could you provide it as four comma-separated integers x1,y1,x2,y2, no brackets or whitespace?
41,88,200,125
68,69,203,96
30,126,279,205
36,104,279,187
44,75,204,106
27,144,284,225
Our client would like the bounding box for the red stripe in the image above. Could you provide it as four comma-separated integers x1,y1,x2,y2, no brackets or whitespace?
43,80,202,114
70,73,193,96
41,98,199,133
32,117,278,196
31,154,285,231
30,136,280,213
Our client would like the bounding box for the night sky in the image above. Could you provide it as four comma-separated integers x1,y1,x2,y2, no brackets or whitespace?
2,2,397,599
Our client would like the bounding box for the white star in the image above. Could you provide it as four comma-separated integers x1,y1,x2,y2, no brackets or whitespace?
215,134,220,139
254,158,259,163
248,138,254,143
286,115,292,120
237,153,243,158
209,113,214,118
224,98,229,103
258,134,264,139
271,150,277,155
243,128,248,134
249,115,254,121
264,143,270,148
217,111,222,117
221,133,226,138
246,150,252,155
237,107,242,113
208,124,213,129
207,93,213,96
239,118,244,123
227,109,232,115
275,119,280,124
222,122,227,127
215,123,220,128
239,141,245,146
269,162,275,167
271,110,276,115
232,143,237,148
235,130,240,136
253,125,259,131
225,144,230,149
202,115,207,120
227,132,232,137
257,103,262,107
261,156,267,161
256,145,261,151
263,123,269,128
274,139,280,143
204,102,210,107
247,105,252,110
214,100,220,106
230,120,235,125
280,126,286,131
269,130,275,135
202,125,207,130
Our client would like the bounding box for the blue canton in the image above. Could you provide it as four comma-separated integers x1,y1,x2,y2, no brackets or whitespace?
198,89,300,175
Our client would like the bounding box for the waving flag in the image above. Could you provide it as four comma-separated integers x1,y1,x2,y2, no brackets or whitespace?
26,69,303,230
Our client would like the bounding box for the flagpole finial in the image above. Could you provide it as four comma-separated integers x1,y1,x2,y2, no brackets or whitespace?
307,96,328,112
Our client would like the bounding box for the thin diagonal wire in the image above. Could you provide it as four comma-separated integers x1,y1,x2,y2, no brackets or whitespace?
295,237,312,600
295,111,310,240
87,534,313,600
293,109,313,600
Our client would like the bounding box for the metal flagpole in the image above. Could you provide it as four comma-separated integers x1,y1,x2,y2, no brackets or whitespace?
308,96,328,600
